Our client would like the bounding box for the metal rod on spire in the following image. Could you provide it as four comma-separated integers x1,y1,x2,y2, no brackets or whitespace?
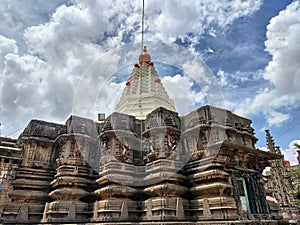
141,0,145,52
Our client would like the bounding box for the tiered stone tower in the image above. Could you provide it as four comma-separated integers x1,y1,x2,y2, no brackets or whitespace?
265,130,293,206
264,130,299,221
1,120,65,223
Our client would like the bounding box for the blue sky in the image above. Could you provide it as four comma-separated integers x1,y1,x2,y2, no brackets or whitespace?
0,0,299,164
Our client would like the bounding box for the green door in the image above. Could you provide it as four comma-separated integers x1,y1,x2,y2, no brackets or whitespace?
237,178,251,213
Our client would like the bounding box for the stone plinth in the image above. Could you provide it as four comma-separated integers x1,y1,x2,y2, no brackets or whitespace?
142,158,188,221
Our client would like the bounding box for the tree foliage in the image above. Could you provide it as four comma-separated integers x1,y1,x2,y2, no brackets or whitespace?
288,143,300,207
289,169,300,207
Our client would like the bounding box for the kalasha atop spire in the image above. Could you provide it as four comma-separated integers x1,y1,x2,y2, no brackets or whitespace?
139,46,151,64
114,47,176,119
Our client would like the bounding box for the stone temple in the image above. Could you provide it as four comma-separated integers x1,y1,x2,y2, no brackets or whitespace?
0,47,299,224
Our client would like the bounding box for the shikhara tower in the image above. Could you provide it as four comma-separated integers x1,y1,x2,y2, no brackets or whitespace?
115,46,176,119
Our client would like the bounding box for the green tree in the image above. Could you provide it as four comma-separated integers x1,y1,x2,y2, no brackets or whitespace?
289,169,300,207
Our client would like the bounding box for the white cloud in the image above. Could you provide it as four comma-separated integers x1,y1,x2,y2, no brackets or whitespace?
258,146,269,152
234,1,300,127
266,111,290,127
282,139,300,166
0,35,18,71
0,0,67,51
216,69,263,89
162,74,206,114
146,0,262,42
217,70,229,87
95,81,125,116
1,52,73,120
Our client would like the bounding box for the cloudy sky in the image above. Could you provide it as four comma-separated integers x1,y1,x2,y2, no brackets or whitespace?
0,0,299,164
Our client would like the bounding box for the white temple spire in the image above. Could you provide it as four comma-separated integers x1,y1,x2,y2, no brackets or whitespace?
114,48,176,119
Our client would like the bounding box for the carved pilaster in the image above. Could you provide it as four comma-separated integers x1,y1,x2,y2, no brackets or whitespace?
43,133,97,223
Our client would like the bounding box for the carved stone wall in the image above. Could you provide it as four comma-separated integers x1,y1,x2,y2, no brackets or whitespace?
0,106,285,224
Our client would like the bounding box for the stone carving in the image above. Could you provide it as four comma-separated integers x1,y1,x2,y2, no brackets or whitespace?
144,136,158,162
166,134,177,151
115,141,131,163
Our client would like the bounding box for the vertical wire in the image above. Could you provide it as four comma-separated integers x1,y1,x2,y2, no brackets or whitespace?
141,0,145,52
140,0,145,160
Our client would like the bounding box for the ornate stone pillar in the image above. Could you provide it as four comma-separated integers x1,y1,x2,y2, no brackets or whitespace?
142,109,187,221
41,116,99,223
42,133,97,223
93,113,139,222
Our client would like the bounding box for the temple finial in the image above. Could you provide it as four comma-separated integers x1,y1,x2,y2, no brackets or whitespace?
138,46,151,64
